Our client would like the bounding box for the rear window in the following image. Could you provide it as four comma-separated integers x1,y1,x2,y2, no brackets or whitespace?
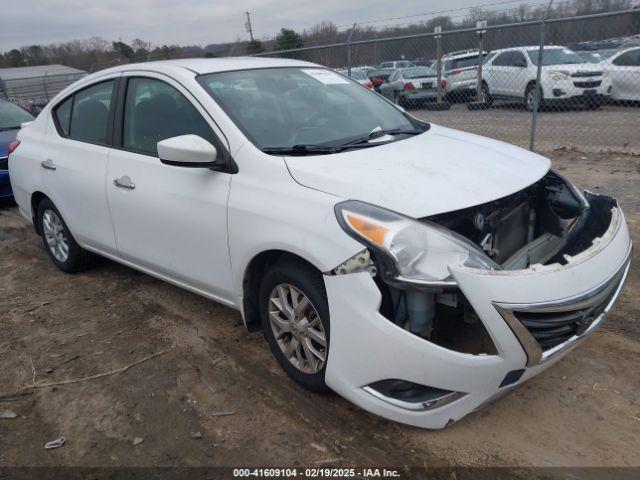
403,67,437,79
445,55,483,71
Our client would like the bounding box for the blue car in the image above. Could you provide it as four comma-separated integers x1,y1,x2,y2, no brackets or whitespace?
1,99,35,200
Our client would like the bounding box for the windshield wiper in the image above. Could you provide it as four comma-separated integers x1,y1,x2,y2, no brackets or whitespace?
0,126,20,132
333,127,424,151
262,144,338,156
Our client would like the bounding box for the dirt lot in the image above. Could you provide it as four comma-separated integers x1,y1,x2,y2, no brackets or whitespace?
1,150,639,473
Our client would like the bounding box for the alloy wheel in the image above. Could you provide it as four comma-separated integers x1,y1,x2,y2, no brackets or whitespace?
268,283,327,374
42,209,69,263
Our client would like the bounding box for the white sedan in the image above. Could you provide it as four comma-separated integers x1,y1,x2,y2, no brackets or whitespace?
8,57,631,429
600,47,640,102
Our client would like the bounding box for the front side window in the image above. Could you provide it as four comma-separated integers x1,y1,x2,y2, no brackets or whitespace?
123,77,216,156
0,100,34,131
69,81,114,144
198,67,421,151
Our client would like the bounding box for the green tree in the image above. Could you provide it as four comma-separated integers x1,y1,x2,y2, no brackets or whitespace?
276,28,304,57
246,39,264,55
112,41,135,62
6,49,25,67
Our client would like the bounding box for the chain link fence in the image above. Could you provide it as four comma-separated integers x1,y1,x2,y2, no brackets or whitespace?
253,8,640,153
0,71,86,114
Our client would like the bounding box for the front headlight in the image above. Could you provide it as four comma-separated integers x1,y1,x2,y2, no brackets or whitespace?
335,200,500,283
550,70,570,81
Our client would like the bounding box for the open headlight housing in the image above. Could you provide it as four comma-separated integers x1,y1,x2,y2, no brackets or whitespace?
335,200,500,284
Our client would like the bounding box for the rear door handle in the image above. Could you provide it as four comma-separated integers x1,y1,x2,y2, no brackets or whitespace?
113,175,135,190
41,159,56,170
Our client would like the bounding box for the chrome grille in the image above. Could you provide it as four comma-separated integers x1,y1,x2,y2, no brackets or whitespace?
571,71,603,77
574,80,601,88
511,260,628,352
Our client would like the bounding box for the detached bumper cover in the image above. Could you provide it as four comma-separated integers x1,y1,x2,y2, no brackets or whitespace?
323,203,631,429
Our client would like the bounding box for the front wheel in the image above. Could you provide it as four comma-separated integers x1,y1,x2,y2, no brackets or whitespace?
525,84,542,112
259,259,330,392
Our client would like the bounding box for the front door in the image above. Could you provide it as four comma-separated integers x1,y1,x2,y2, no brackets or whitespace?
106,73,234,300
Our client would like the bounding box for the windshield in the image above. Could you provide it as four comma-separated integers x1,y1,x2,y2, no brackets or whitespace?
403,66,436,78
0,101,34,130
579,52,602,64
199,67,420,151
527,48,585,66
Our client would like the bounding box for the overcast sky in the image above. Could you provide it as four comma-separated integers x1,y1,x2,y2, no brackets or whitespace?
1,0,544,51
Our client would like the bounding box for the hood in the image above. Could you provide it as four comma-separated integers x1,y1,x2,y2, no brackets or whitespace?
0,129,19,158
284,124,551,218
541,63,603,74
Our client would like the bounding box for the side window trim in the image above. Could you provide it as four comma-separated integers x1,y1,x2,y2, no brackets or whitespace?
52,77,120,147
112,74,235,173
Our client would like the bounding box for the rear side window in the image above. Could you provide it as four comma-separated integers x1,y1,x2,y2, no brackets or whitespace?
54,80,115,144
54,97,73,135
493,52,512,67
70,81,114,144
122,77,216,156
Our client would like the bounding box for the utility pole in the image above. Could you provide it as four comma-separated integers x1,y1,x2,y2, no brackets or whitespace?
245,11,254,42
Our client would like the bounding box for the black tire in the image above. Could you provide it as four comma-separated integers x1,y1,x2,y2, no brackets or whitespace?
525,83,542,112
36,198,92,273
481,82,493,106
259,259,330,392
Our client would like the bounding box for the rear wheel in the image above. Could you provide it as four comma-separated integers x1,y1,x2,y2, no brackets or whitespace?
259,259,330,392
481,82,493,105
37,198,92,273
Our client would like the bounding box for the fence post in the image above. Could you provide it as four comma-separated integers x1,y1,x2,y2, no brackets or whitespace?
435,27,443,103
530,0,554,151
347,23,356,76
43,72,50,103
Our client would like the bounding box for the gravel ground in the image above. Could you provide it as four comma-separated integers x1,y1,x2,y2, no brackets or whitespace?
0,150,639,473
412,103,640,154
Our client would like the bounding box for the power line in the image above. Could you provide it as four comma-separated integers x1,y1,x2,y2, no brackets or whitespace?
332,0,532,29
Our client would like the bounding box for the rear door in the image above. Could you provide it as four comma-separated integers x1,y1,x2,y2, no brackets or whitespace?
506,50,530,97
488,52,514,96
105,72,234,300
42,77,119,254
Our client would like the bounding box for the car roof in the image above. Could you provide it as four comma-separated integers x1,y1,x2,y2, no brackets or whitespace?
489,45,566,54
98,56,319,76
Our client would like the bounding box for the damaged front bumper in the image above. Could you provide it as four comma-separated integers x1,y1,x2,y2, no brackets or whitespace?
323,195,631,429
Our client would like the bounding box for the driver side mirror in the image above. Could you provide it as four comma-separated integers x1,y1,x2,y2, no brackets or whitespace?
157,135,223,169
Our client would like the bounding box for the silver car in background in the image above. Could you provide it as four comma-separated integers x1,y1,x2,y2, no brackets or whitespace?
379,66,442,108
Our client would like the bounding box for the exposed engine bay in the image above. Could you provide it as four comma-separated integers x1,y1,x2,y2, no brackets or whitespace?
373,170,618,353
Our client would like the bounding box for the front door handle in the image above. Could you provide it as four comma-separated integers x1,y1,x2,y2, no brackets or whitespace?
113,175,135,190
41,159,56,170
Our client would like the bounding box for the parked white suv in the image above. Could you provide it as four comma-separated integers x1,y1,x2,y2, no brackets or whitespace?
8,58,631,429
482,46,612,110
